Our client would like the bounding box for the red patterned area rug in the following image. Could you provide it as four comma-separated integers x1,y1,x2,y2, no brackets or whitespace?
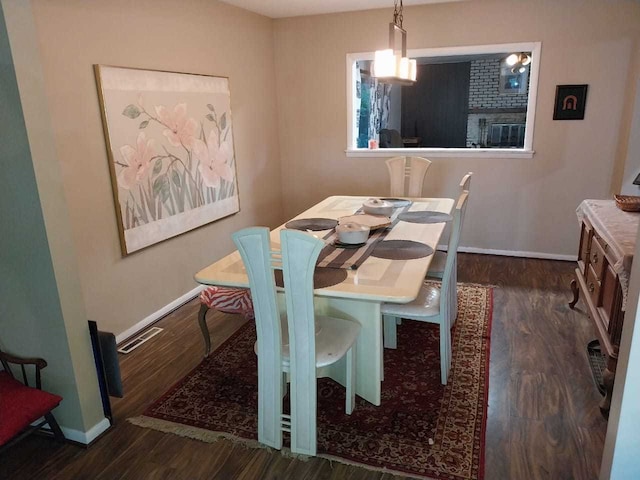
129,283,493,480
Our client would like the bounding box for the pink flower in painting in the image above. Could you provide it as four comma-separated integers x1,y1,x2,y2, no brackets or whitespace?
117,132,156,190
193,130,235,189
154,103,198,148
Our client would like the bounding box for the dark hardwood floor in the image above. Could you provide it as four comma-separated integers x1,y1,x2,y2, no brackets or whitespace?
1,253,607,479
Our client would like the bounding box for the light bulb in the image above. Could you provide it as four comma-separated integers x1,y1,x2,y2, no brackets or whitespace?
506,53,519,66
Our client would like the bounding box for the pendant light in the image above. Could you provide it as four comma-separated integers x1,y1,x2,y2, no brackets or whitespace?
505,52,531,74
372,0,417,85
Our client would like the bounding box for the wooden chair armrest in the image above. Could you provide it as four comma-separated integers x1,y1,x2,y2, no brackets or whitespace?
0,351,47,369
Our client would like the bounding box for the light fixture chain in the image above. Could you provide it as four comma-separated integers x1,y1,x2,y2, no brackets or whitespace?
393,0,403,28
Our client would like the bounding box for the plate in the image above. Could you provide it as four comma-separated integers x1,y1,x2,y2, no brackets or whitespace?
338,214,391,230
333,240,366,249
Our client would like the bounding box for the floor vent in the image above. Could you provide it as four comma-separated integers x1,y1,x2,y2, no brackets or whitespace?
118,327,163,354
587,339,606,395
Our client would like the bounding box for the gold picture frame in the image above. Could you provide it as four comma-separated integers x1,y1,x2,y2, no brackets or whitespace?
94,65,240,255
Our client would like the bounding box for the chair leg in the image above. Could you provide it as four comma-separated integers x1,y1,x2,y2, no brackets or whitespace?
383,315,398,349
439,323,451,385
290,381,317,456
451,260,458,326
257,362,284,451
345,343,356,415
44,413,65,443
197,304,212,357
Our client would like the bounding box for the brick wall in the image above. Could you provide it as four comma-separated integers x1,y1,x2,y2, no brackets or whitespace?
468,59,528,109
466,58,529,147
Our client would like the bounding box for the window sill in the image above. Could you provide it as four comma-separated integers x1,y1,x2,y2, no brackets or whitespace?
345,148,535,159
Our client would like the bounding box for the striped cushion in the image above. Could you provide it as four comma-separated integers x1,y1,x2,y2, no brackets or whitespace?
200,286,254,319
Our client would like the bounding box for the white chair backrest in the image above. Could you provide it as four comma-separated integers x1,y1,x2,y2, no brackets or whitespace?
459,172,473,193
386,156,406,197
441,191,469,304
234,227,326,453
232,227,283,448
280,229,324,453
406,157,432,197
386,156,432,197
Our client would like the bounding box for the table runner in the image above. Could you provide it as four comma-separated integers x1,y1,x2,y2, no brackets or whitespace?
316,204,412,269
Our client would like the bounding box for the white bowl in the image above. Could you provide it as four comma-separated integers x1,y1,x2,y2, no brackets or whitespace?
363,198,394,216
335,222,370,244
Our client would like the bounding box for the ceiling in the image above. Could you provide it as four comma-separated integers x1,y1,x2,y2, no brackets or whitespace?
219,0,464,19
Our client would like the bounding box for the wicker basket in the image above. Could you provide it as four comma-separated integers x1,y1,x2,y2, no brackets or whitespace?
614,194,640,212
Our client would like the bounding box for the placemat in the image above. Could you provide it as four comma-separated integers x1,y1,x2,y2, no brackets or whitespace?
274,267,347,289
398,211,452,224
317,204,411,269
371,240,434,260
285,218,338,231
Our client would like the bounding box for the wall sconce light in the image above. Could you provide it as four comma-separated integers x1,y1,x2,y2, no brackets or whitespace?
372,0,417,85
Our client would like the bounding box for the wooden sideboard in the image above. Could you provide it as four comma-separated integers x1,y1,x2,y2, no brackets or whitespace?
569,200,638,416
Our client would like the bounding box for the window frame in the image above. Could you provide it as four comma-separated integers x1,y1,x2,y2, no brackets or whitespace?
345,41,542,158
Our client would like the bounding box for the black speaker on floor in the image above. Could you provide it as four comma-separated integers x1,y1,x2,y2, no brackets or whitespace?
89,320,123,424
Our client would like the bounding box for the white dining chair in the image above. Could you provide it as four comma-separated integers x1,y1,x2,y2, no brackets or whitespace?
386,156,432,198
426,172,472,323
381,190,469,385
233,227,360,456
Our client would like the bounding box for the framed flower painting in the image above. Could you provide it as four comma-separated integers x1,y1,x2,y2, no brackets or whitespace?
94,65,240,255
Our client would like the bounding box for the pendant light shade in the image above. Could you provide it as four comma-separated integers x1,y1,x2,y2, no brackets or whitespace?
372,1,417,85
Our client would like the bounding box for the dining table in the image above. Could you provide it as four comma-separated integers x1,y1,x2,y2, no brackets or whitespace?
194,195,455,406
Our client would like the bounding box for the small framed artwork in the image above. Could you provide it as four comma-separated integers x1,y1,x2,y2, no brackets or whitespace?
553,84,588,120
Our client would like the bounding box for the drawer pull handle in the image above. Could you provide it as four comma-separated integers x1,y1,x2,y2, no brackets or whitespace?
592,252,598,264
588,282,595,293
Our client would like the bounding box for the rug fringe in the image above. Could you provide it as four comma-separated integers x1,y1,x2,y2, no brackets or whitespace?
128,416,439,479
128,416,264,450
458,281,499,289
426,280,498,290
127,416,310,461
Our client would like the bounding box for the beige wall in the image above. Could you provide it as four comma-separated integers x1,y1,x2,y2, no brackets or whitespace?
274,0,640,257
620,46,640,196
28,0,283,337
1,0,104,435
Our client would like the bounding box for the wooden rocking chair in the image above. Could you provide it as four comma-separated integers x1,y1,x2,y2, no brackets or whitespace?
0,349,65,453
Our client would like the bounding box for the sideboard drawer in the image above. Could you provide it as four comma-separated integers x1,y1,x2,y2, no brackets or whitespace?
586,264,601,307
590,235,607,281
578,221,593,275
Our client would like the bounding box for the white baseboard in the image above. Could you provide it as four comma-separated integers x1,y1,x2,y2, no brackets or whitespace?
115,285,205,345
62,417,111,445
437,244,577,262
